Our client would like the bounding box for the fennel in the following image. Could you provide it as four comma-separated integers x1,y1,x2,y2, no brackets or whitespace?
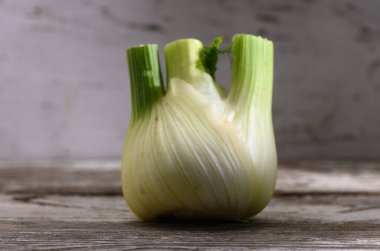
121,34,277,221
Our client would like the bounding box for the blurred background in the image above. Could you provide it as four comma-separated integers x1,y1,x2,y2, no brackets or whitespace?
0,0,379,161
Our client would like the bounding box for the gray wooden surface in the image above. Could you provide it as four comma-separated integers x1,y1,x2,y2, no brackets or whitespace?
1,161,379,250
1,0,380,161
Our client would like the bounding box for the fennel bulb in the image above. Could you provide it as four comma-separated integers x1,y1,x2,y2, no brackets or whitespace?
121,34,277,221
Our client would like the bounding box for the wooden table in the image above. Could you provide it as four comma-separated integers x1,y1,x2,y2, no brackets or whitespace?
1,161,379,250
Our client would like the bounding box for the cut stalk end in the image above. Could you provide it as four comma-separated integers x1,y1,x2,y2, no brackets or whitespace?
127,44,164,122
227,34,274,115
165,39,205,85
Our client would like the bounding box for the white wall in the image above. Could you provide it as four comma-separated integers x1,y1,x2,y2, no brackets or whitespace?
0,0,379,160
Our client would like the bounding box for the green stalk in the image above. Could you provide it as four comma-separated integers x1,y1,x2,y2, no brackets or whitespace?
227,34,274,116
127,44,164,122
165,39,205,85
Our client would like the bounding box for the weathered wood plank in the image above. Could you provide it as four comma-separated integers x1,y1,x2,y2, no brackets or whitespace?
1,194,379,250
277,160,380,194
1,161,379,250
0,160,121,195
1,161,379,195
1,194,380,223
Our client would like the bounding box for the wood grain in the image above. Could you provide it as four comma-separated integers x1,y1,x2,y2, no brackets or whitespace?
1,160,379,195
1,194,379,250
1,161,379,250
